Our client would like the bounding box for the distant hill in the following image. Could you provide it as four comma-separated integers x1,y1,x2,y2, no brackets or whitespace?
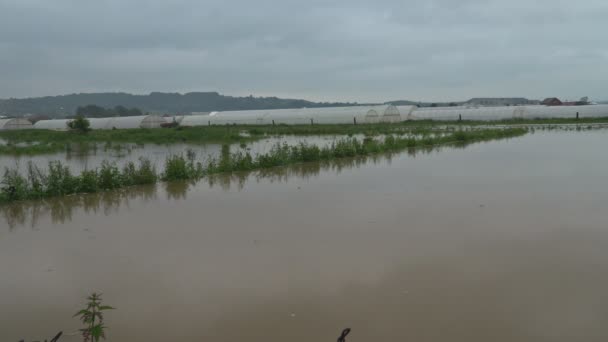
0,92,360,117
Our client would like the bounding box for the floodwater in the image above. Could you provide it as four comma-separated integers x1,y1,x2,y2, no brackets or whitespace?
2,130,608,341
0,135,366,175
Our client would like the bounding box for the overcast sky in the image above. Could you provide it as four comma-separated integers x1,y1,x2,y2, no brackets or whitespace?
1,0,607,102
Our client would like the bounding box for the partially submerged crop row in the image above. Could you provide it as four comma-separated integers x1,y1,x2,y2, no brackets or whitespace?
0,128,526,203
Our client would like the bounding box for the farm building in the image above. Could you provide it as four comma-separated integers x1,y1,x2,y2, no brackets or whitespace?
541,98,563,106
0,118,33,130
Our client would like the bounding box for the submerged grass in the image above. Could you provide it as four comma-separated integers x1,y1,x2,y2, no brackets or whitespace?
0,126,252,155
0,128,526,203
4,115,601,155
0,123,439,155
0,158,157,202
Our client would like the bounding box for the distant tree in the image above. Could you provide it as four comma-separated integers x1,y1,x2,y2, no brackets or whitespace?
0,92,360,117
113,105,128,117
449,102,457,107
67,115,91,133
113,106,143,117
127,107,143,116
77,105,107,118
430,103,438,107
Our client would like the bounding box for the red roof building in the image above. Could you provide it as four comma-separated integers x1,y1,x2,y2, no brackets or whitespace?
541,98,563,106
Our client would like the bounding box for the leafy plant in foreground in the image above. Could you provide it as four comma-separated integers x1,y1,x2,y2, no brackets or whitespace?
73,293,115,342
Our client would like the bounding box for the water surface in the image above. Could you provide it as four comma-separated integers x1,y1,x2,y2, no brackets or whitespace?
2,130,608,341
0,135,366,174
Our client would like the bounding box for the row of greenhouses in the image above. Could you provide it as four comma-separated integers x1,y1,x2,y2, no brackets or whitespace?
180,105,415,126
5,104,608,131
179,104,608,126
410,105,608,121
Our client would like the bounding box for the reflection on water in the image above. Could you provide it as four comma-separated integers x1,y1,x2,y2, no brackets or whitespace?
1,186,158,231
1,145,445,230
0,135,363,175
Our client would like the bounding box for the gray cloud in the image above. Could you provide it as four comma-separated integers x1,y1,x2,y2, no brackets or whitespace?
1,0,607,102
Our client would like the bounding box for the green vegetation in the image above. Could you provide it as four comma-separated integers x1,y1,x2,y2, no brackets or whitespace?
0,128,526,203
74,292,115,342
67,115,91,133
162,149,204,181
0,126,249,155
0,158,157,202
0,141,68,155
202,127,525,173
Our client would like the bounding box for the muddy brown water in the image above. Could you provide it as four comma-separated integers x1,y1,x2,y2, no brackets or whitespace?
2,130,608,341
0,135,366,175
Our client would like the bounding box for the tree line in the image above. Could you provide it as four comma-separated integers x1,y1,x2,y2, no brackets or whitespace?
75,105,144,118
0,92,360,117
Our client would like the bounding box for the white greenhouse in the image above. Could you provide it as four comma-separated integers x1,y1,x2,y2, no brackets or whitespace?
180,106,380,126
521,105,608,119
27,104,608,131
407,104,608,121
412,106,521,121
210,109,274,125
396,106,417,121
104,115,166,129
302,106,373,125
577,104,608,118
364,107,383,124
381,105,403,123
33,119,72,131
180,113,212,127
363,105,404,123
411,107,466,121
0,118,33,130
33,115,166,130
88,118,115,130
